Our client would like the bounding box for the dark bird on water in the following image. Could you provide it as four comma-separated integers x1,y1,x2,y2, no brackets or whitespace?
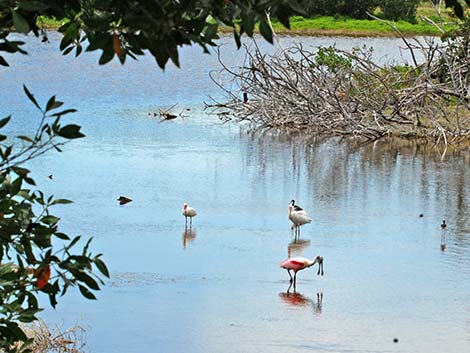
117,196,132,205
441,220,447,229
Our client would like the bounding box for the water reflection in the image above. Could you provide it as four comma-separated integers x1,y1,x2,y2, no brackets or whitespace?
287,238,311,258
441,223,447,252
182,228,197,249
239,132,470,265
279,288,323,316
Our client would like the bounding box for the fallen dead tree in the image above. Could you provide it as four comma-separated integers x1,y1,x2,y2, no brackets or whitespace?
208,35,470,146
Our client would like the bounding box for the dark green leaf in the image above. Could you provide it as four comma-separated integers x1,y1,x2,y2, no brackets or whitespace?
76,272,100,290
58,124,85,139
17,135,33,143
154,49,169,69
233,28,242,49
18,1,50,11
23,85,41,110
10,177,22,196
78,284,96,300
205,23,219,41
54,232,70,240
276,6,291,29
11,10,30,34
51,199,73,205
259,19,273,44
0,55,9,67
41,215,60,225
94,258,110,278
99,47,115,65
12,166,29,177
51,108,77,117
67,235,81,250
0,116,11,129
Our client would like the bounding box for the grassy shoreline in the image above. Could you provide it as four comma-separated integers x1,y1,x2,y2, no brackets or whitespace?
269,16,449,37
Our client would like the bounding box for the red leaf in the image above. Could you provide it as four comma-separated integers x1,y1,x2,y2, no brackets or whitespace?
113,33,122,59
35,265,51,289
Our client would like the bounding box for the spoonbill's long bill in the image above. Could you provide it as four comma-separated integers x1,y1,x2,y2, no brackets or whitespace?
182,203,197,227
280,256,324,285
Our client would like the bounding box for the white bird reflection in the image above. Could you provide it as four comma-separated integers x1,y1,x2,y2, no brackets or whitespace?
287,238,311,258
182,228,196,249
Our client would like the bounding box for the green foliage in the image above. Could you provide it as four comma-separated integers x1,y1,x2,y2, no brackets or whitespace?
0,0,304,69
443,0,470,19
380,0,421,22
269,15,447,35
299,0,379,19
315,46,352,72
0,88,108,352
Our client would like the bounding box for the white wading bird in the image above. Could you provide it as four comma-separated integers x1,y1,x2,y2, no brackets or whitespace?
182,203,197,227
288,204,312,237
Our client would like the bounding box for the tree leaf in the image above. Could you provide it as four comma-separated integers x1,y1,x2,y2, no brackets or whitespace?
259,19,273,44
78,284,96,300
17,135,33,142
0,55,9,67
41,215,60,225
45,96,64,112
23,85,41,110
51,199,73,205
51,108,77,117
58,124,85,139
0,116,11,129
94,258,110,278
76,271,100,290
233,29,241,49
54,232,70,240
11,10,30,34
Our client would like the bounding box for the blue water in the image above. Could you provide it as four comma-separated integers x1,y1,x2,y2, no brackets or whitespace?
1,32,469,353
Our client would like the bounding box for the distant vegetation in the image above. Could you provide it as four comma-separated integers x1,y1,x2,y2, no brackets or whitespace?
268,1,457,36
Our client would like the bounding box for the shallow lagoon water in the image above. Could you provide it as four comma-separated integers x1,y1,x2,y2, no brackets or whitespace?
1,33,469,353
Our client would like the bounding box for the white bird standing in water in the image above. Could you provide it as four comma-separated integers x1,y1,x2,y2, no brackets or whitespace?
182,203,197,227
288,204,312,237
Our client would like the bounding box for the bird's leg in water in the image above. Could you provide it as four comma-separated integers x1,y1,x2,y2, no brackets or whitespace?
287,269,293,283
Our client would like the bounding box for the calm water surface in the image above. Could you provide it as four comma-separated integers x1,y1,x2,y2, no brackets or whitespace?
1,33,469,353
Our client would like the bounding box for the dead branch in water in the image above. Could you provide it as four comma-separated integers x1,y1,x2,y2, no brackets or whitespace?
207,35,470,146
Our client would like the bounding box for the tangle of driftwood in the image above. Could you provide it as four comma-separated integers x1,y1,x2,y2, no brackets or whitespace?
207,33,470,146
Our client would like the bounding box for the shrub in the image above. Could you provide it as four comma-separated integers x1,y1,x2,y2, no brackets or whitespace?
380,0,421,22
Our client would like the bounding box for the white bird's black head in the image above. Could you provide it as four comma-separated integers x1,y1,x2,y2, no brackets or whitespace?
290,200,295,206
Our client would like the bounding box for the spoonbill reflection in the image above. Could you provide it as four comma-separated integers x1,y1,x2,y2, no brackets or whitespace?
182,203,197,227
280,256,324,286
279,290,323,315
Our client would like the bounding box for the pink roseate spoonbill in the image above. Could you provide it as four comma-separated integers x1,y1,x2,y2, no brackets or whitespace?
182,203,197,227
280,256,324,285
288,205,312,237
